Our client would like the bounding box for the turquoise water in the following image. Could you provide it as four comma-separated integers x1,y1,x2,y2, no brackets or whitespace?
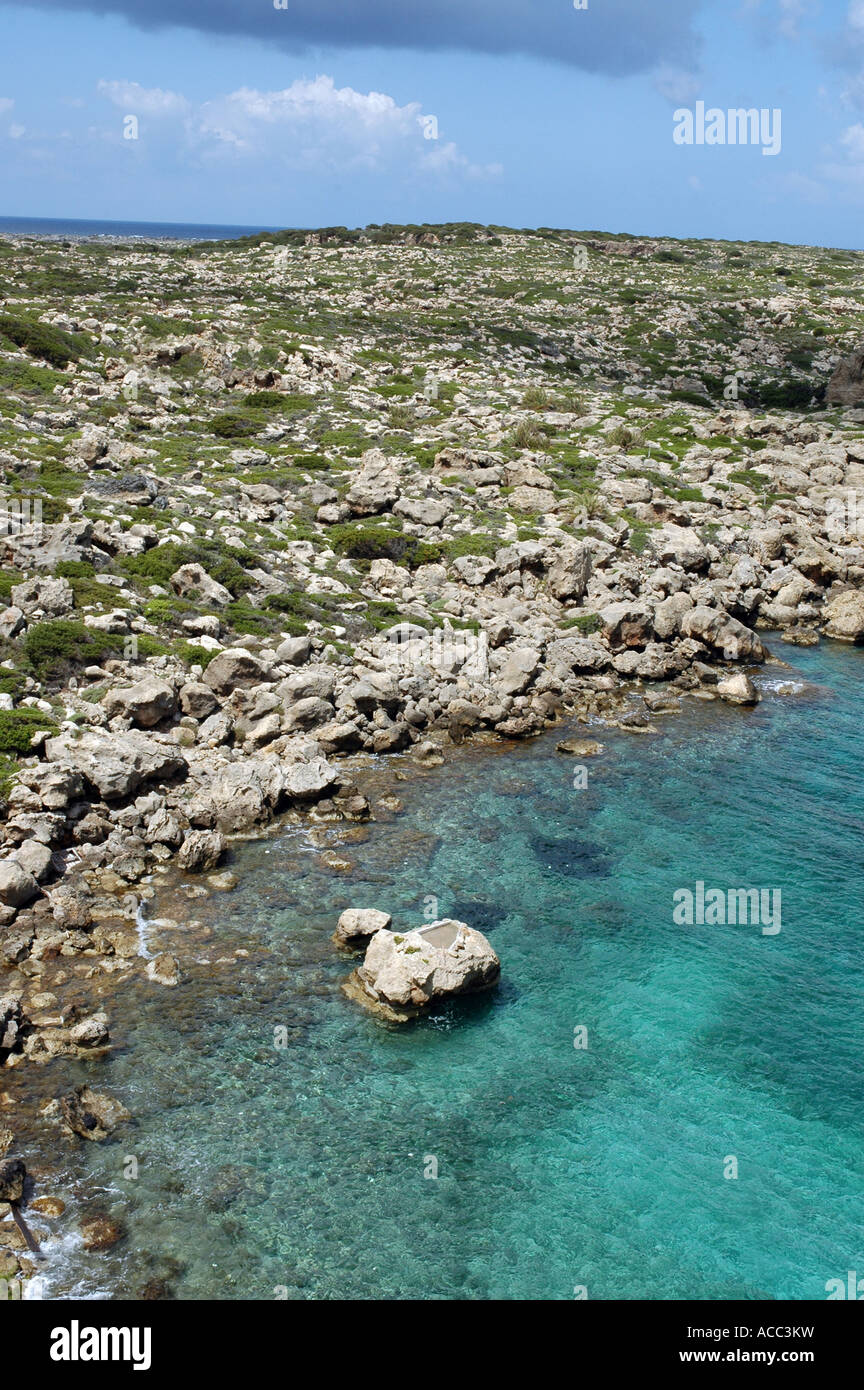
26,639,864,1299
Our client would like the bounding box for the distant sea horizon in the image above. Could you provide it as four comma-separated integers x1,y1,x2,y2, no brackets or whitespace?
0,214,285,242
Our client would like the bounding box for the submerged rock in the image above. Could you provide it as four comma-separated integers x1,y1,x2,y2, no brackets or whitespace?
55,1086,131,1142
146,953,182,987
344,919,500,1022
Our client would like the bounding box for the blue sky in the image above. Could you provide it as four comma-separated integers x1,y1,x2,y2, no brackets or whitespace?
1,0,863,246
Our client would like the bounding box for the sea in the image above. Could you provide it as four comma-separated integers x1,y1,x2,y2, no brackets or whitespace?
9,636,864,1300
0,216,282,242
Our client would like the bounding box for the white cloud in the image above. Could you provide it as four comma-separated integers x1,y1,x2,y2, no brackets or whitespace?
420,140,502,180
0,97,13,114
97,79,189,116
191,78,423,168
94,74,498,180
8,124,25,139
819,122,864,191
840,120,864,158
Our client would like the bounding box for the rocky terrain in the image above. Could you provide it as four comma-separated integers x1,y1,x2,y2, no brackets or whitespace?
1,220,864,1287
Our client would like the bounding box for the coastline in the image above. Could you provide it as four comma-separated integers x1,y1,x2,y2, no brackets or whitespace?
2,224,864,1299
0,645,835,1298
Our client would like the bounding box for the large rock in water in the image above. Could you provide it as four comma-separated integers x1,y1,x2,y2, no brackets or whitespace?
333,907,392,945
680,606,767,663
822,589,864,643
826,348,864,407
345,919,500,1021
0,1156,26,1202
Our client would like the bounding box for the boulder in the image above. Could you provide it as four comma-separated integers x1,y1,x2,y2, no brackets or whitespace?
0,606,24,639
680,607,767,663
510,485,556,512
13,841,53,883
274,635,311,666
546,635,610,673
826,348,864,407
80,1214,126,1252
284,757,340,802
43,731,186,801
333,907,392,945
648,524,708,571
346,919,500,1021
69,1014,110,1049
716,673,760,705
600,601,654,649
73,425,109,463
102,676,177,729
545,544,592,602
47,880,94,930
203,648,275,695
0,1157,26,1203
179,681,219,720
392,496,451,527
10,575,74,617
0,860,40,909
822,589,864,643
345,450,400,515
281,696,334,732
177,829,225,873
652,591,694,640
0,997,25,1061
169,563,233,607
451,554,497,587
496,647,542,696
146,953,182,986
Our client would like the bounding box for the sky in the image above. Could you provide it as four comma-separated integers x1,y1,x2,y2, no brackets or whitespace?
0,0,864,247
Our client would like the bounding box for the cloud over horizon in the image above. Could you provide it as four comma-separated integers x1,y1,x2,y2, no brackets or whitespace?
4,0,703,76
93,74,501,180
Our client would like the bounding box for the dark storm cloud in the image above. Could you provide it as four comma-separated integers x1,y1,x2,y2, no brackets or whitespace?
9,0,702,75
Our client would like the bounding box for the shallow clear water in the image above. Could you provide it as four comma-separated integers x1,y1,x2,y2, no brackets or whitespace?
22,638,864,1300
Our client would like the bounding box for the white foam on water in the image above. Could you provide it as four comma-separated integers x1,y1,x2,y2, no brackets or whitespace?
135,899,156,960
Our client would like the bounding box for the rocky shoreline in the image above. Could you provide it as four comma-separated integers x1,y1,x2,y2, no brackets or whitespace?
2,222,864,1294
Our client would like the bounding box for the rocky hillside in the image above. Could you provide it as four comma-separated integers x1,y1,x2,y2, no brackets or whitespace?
0,220,863,1026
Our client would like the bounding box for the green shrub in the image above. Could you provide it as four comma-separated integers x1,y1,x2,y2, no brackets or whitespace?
0,314,92,368
23,620,123,678
123,540,253,595
0,706,59,754
328,523,443,569
211,412,259,439
55,560,96,580
570,613,602,634
511,420,547,451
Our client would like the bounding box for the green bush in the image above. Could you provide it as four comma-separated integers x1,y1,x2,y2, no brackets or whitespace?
0,706,58,754
55,560,96,580
211,412,259,439
123,540,254,595
328,523,443,569
23,620,123,678
0,314,92,368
